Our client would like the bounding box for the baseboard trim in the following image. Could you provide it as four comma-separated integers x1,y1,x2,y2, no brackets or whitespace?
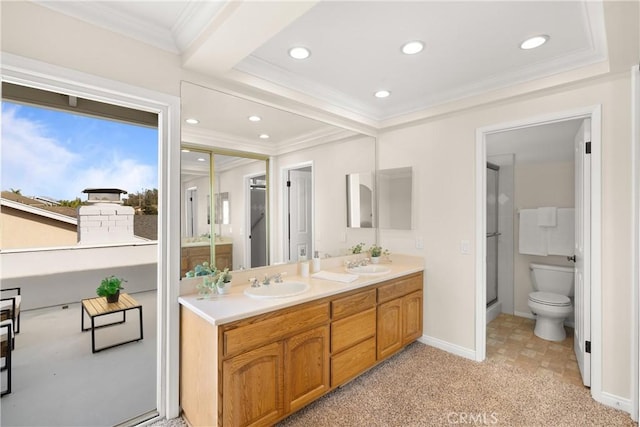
418,334,476,361
594,391,633,415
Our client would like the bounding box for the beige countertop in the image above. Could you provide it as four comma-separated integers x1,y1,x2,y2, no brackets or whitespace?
178,254,424,326
181,237,233,248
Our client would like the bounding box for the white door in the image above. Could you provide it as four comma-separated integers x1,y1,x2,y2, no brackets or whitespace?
287,168,313,261
574,118,591,387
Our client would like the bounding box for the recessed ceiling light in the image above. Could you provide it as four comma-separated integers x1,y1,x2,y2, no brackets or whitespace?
374,90,391,99
401,41,424,55
520,35,549,50
248,115,261,122
197,157,206,162
259,134,270,139
288,46,311,60
185,118,199,124
181,149,190,153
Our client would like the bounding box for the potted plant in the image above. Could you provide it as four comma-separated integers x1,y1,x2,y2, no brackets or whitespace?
97,275,126,303
349,242,365,254
215,268,233,295
368,245,389,264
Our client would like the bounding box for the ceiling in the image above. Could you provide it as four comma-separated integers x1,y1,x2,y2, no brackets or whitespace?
36,0,608,124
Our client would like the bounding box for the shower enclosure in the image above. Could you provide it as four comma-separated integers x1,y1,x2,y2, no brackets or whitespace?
486,163,500,307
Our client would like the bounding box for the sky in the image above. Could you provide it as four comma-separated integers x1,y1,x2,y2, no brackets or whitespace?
1,101,158,201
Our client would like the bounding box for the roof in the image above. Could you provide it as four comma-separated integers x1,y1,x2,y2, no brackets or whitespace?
0,197,78,225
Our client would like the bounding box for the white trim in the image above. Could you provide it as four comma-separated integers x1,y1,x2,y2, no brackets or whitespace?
631,63,640,422
475,104,603,407
418,335,476,361
1,53,182,420
280,161,315,263
599,392,633,415
0,198,78,225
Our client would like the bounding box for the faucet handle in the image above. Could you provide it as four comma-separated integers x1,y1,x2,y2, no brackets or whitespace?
275,272,287,283
248,278,259,288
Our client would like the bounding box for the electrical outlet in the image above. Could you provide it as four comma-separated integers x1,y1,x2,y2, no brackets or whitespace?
416,237,424,249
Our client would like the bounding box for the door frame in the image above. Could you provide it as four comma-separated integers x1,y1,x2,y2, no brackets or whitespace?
631,64,640,422
1,53,182,420
281,161,314,263
245,172,268,268
474,105,602,400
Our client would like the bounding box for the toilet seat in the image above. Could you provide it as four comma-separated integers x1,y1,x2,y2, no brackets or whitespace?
528,291,571,307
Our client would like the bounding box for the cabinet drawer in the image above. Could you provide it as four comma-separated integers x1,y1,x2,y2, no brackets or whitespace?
331,308,376,353
377,273,423,303
330,337,376,387
331,289,376,320
223,302,330,357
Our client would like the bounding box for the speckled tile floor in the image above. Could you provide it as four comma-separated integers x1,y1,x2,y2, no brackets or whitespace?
486,313,584,387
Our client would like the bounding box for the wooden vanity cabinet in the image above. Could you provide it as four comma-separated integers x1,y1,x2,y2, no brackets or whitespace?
376,274,423,359
222,342,284,427
330,289,377,386
215,243,233,270
219,301,330,427
180,271,423,427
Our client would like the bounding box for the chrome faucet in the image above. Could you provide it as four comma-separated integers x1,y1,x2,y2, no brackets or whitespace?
263,272,286,285
345,258,370,269
248,277,260,288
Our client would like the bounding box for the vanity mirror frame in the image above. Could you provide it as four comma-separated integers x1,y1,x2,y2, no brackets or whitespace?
180,144,270,278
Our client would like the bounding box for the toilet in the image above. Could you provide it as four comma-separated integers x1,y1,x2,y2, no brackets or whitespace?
527,263,574,341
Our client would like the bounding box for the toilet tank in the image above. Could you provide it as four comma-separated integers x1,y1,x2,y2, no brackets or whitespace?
529,263,575,296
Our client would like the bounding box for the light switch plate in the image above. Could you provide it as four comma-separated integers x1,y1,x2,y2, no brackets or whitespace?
461,240,471,254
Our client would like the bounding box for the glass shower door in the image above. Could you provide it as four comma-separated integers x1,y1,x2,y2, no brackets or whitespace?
486,163,500,306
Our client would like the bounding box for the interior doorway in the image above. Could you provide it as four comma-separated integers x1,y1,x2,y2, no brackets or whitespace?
476,106,602,399
248,174,267,268
283,164,313,262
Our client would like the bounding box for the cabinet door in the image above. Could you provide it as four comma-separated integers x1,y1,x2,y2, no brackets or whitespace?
377,298,403,360
222,342,284,427
285,325,330,413
216,244,233,270
403,291,423,344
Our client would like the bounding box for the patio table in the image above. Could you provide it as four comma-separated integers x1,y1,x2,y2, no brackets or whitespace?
81,293,143,353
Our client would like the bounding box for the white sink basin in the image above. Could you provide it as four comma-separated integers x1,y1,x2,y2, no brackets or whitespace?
346,265,392,276
244,281,310,299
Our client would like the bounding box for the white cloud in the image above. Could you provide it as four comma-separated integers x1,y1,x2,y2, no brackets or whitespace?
1,104,157,200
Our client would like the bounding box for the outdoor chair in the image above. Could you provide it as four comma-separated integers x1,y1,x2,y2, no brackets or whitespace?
0,309,14,396
0,287,21,334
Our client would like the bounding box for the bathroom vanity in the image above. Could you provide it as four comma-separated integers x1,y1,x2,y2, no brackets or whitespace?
180,238,233,277
178,258,424,427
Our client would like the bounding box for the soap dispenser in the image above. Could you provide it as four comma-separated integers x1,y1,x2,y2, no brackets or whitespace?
312,251,321,273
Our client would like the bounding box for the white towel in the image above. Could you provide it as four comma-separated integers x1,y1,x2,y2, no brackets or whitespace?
537,207,557,227
548,208,574,256
519,209,548,255
311,271,359,283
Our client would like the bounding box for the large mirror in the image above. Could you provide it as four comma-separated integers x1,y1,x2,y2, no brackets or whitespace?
180,81,377,276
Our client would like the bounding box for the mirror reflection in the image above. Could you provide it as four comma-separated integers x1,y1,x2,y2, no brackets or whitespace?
346,172,375,228
180,81,377,276
378,167,413,230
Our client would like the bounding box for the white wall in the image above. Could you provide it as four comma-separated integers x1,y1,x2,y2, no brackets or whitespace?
378,72,633,400
273,135,376,261
513,161,575,315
